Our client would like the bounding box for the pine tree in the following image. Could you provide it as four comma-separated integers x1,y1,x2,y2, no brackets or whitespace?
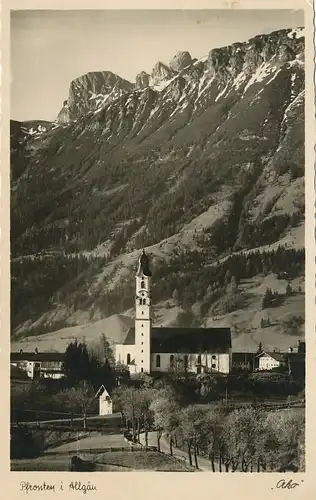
63,340,91,385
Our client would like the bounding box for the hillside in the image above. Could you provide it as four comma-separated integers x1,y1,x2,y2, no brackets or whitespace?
10,27,305,353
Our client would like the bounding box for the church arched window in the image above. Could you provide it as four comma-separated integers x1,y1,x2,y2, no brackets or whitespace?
197,354,201,364
127,353,131,365
141,280,145,289
156,355,161,368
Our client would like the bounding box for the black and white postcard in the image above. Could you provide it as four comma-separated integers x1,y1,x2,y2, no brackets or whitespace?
1,0,315,498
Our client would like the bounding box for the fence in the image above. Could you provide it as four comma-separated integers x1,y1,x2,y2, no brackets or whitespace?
45,445,158,456
11,423,122,433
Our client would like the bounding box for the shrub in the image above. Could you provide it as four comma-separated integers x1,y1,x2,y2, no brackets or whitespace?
11,427,45,459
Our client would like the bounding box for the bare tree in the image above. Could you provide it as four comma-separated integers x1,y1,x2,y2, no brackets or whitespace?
62,381,95,429
179,405,209,469
264,409,305,472
221,408,267,472
113,386,139,440
150,386,179,452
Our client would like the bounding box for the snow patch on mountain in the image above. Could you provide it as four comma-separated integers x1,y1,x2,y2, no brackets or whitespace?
150,75,178,92
287,27,305,39
215,83,230,102
232,71,247,90
244,62,275,92
282,89,305,124
194,75,215,105
239,132,268,141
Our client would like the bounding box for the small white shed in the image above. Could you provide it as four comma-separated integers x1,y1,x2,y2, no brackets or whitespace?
95,385,113,416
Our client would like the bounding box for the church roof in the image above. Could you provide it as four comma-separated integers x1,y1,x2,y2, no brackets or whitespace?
123,327,231,353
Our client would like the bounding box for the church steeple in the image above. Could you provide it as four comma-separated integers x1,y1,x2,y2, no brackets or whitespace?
135,249,152,373
136,249,152,277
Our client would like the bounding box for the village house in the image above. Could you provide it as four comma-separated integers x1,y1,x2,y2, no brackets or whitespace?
254,350,287,371
10,350,65,379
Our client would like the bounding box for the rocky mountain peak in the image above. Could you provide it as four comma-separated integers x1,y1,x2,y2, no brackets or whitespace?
149,61,174,87
57,70,134,122
169,51,192,71
135,71,150,89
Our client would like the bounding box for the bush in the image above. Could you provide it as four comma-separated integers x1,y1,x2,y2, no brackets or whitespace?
213,293,246,315
10,427,45,459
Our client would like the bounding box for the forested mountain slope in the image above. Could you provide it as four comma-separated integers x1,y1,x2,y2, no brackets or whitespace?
11,27,305,351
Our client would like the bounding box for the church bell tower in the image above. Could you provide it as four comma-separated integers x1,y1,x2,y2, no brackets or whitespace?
135,249,152,373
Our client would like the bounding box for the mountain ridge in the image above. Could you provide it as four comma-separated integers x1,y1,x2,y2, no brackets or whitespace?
55,27,304,122
10,26,305,352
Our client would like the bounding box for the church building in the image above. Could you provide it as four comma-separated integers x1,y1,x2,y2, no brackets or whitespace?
115,250,232,375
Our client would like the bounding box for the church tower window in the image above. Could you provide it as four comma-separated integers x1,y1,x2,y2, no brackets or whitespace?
127,353,131,365
141,280,145,289
156,355,161,368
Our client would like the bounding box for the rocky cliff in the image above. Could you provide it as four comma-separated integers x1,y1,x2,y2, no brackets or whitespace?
57,71,134,122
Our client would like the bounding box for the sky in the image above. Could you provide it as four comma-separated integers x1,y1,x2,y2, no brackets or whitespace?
11,9,304,122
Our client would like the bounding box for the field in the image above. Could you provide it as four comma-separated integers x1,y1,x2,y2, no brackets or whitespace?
11,450,193,472
11,455,73,471
93,450,194,471
11,424,194,472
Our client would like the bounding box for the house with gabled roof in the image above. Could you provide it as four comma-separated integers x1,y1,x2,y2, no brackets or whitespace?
95,385,113,415
254,350,287,371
